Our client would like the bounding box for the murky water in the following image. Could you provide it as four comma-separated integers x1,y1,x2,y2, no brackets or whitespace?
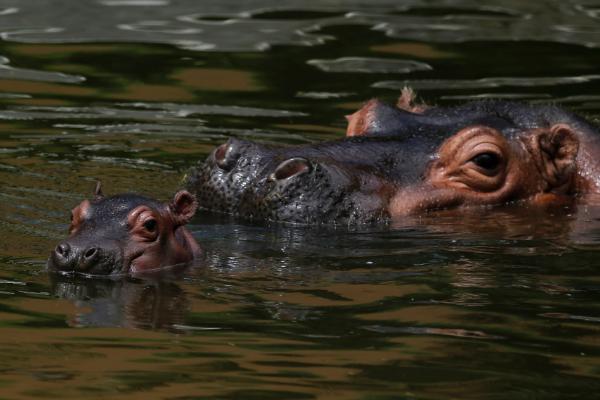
1,0,600,398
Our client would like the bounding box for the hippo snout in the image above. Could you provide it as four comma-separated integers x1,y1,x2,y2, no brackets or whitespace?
49,241,116,273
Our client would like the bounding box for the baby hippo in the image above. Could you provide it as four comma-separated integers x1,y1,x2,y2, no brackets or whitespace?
48,183,201,276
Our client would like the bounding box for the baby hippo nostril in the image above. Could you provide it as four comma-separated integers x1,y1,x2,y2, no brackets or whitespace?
55,243,70,258
270,158,311,181
83,247,99,262
51,242,75,270
214,142,240,171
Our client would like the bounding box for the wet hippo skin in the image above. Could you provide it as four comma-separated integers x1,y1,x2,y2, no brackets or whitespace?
185,91,600,224
47,183,202,275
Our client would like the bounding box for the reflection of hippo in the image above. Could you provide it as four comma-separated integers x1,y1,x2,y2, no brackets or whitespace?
47,183,201,275
50,273,189,330
184,92,600,224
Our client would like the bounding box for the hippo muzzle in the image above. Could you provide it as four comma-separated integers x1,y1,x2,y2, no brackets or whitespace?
185,136,435,224
50,234,121,275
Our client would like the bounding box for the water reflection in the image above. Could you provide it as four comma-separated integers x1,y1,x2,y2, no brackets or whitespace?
0,55,84,83
2,194,600,399
42,204,600,332
0,1,598,51
25,203,599,398
51,274,190,330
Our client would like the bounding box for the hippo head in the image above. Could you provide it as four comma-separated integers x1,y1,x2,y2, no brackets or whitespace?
48,184,201,275
185,98,599,224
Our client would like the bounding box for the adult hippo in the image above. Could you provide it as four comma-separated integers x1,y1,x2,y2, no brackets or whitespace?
47,183,201,275
184,92,600,224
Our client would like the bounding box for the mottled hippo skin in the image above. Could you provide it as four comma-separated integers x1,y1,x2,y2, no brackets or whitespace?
48,184,201,275
184,94,600,224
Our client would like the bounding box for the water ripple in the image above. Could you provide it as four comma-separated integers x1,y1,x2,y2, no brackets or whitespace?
363,325,504,340
0,55,84,83
307,57,432,73
0,103,305,121
122,102,307,117
539,312,600,323
0,1,598,50
373,75,600,90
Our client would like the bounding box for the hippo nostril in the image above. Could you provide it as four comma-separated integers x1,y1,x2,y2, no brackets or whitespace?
51,242,74,270
214,144,228,166
55,243,70,258
270,158,311,181
83,247,99,261
214,142,239,171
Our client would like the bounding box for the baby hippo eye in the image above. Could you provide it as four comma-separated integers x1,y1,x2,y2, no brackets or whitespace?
143,219,157,232
471,152,500,171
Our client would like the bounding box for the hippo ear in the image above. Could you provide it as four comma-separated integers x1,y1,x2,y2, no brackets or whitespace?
94,181,104,200
396,86,428,113
169,190,198,226
532,124,579,190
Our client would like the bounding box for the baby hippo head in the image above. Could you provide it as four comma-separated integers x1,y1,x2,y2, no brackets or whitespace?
48,183,201,276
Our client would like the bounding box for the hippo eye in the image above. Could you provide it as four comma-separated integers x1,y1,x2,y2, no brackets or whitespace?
143,219,157,232
471,152,500,171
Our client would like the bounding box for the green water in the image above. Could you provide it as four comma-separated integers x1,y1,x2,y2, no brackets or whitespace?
0,1,600,398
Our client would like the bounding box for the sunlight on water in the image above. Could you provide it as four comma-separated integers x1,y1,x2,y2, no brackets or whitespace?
307,57,433,73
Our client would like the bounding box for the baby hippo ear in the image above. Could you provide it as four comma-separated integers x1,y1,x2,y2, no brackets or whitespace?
533,124,579,190
169,190,198,226
94,180,104,200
